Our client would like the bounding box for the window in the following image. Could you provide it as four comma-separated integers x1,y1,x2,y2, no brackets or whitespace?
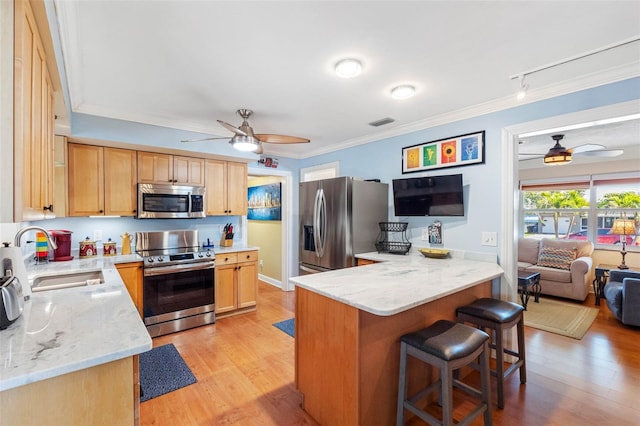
521,173,639,249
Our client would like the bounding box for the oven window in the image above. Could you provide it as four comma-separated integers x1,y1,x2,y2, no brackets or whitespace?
143,268,214,318
142,193,189,213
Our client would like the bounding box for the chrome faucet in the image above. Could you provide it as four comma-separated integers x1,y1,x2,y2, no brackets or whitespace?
14,226,58,250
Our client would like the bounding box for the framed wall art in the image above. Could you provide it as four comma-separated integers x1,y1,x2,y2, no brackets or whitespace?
402,130,485,174
247,182,282,221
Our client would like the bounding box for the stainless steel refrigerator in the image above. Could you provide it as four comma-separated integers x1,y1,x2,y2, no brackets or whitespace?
299,177,388,274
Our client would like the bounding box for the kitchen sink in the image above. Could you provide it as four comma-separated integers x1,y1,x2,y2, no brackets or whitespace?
31,270,104,292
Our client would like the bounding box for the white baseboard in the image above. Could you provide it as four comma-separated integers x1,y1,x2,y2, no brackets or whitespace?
259,274,286,290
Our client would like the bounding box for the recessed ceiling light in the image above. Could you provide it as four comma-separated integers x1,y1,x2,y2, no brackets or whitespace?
390,85,416,100
335,58,362,78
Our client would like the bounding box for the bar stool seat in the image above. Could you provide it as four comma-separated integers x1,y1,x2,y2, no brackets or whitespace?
456,298,526,409
397,320,493,426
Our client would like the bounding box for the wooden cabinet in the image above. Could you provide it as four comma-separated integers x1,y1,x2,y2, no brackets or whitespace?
13,0,55,221
68,143,137,216
205,160,248,216
116,262,144,318
215,250,258,317
138,152,204,185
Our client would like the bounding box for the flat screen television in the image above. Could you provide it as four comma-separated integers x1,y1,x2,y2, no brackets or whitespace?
392,174,464,216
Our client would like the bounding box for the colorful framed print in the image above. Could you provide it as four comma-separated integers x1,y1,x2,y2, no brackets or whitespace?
247,183,282,221
402,131,485,174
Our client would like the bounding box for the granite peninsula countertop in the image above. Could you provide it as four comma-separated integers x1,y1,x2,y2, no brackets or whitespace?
290,250,504,316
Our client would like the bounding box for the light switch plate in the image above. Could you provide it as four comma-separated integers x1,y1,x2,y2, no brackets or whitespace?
421,228,429,241
481,231,497,246
93,230,103,242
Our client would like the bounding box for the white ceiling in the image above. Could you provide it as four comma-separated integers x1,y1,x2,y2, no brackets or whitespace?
52,1,640,159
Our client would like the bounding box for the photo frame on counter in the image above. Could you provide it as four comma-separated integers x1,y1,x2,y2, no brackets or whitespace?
402,130,485,174
247,182,282,221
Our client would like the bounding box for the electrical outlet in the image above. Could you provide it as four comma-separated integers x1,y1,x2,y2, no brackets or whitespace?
421,228,430,241
259,259,264,270
481,231,497,246
93,230,103,242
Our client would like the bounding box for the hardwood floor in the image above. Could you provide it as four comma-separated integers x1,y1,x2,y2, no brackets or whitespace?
140,283,640,426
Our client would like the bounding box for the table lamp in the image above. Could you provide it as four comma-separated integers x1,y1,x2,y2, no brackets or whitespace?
610,218,636,269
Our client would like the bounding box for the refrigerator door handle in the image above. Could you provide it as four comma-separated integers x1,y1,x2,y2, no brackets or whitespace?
319,189,327,257
313,189,322,258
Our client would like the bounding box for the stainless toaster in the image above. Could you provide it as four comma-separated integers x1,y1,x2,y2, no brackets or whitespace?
1,276,24,329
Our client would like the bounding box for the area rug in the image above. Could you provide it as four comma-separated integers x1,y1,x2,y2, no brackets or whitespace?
273,318,295,337
523,297,599,340
139,343,197,402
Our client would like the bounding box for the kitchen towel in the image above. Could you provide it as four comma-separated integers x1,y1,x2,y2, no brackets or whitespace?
272,318,295,338
139,343,197,402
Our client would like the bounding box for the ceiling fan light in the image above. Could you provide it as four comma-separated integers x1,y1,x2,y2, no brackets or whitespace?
335,58,362,78
391,85,416,100
230,135,260,152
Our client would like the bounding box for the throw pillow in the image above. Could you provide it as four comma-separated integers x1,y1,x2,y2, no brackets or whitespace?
537,246,577,270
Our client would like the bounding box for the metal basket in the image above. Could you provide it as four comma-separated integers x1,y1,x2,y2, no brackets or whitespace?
378,222,408,232
375,241,412,255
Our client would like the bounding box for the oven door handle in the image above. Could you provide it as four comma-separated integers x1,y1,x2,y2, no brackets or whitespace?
143,262,215,277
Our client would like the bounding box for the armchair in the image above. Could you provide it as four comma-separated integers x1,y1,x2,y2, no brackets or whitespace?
604,270,640,327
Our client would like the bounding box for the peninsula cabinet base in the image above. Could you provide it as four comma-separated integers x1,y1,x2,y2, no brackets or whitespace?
0,356,137,426
295,282,492,426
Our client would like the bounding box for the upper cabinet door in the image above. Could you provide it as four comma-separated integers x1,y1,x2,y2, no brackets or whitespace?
138,152,173,184
68,143,105,216
205,159,227,215
14,0,55,221
104,148,137,216
174,156,205,186
226,161,248,216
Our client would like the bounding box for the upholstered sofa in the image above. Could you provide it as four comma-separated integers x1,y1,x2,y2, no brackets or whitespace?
518,238,594,301
604,270,640,327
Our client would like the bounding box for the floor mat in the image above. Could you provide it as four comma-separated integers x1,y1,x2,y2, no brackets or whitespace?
139,343,197,402
273,318,295,337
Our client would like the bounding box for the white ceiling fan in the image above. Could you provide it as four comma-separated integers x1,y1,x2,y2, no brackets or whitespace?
519,134,624,165
181,109,310,154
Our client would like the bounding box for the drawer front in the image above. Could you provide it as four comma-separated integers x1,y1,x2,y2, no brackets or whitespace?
216,253,238,265
238,250,258,263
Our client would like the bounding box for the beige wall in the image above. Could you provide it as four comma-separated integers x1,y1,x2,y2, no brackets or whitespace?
247,175,283,282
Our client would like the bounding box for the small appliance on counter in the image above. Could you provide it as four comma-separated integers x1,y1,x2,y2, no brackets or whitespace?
0,265,24,329
50,229,74,261
103,238,117,256
79,237,97,258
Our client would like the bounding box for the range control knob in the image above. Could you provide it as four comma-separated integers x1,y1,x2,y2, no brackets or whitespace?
198,253,204,258
157,256,164,262
147,258,154,263
205,251,212,257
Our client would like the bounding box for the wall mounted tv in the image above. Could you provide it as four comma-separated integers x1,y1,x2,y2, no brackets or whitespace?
392,174,464,216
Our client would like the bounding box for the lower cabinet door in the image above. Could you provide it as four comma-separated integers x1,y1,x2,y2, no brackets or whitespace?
215,264,237,314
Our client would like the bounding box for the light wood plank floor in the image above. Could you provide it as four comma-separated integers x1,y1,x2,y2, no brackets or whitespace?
140,282,640,426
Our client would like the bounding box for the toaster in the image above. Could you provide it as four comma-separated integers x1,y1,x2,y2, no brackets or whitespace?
1,275,24,329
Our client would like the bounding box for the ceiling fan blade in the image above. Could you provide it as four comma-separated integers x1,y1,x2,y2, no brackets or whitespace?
217,120,248,137
255,134,310,144
180,136,229,143
576,149,624,157
569,144,605,154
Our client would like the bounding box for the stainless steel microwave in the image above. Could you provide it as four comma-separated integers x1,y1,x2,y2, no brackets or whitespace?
137,183,206,219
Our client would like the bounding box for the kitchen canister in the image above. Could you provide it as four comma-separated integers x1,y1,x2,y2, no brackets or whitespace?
103,238,117,256
79,237,97,258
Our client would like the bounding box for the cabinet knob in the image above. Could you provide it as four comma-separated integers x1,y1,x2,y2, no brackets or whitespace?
133,209,137,213
43,204,53,212
99,210,104,213
246,255,250,259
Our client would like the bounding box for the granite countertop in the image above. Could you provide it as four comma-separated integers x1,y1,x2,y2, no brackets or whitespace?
290,250,504,316
0,254,150,392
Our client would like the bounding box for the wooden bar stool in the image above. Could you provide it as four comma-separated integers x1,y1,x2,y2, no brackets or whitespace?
397,320,493,426
456,298,526,409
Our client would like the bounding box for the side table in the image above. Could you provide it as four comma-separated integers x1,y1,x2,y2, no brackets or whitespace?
518,271,541,310
593,264,640,306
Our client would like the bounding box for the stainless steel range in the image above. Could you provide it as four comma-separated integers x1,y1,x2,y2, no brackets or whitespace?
136,230,215,337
